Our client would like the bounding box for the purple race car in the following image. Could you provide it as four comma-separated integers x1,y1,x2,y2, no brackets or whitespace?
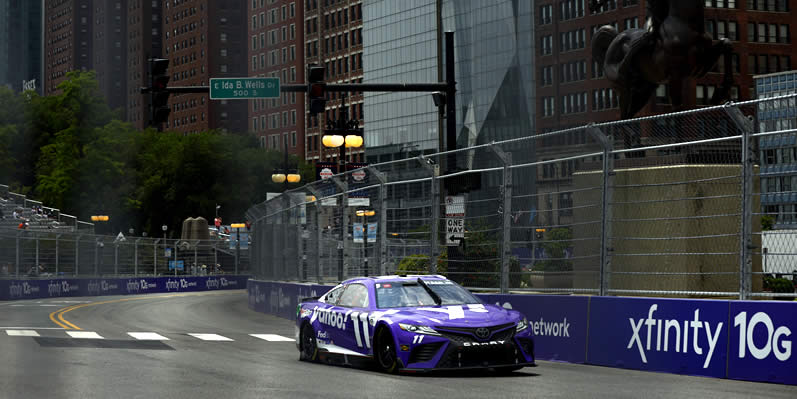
295,275,535,373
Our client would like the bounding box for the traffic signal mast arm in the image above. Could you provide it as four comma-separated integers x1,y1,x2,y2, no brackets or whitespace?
145,83,449,93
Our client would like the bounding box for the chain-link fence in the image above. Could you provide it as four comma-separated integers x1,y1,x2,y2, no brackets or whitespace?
251,96,797,298
0,229,249,278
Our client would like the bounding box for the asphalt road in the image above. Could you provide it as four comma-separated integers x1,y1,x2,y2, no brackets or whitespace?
1,292,796,399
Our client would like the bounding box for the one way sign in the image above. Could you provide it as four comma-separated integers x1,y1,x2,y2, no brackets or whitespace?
445,218,464,246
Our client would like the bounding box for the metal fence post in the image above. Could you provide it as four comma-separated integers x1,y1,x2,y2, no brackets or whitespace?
332,176,348,281
298,223,304,281
15,230,20,277
114,244,119,276
75,234,81,276
35,234,40,273
589,126,614,296
417,156,440,274
193,243,198,276
487,144,512,293
154,238,159,276
55,234,60,276
306,186,323,283
369,167,388,276
725,104,755,300
134,238,139,276
94,239,99,276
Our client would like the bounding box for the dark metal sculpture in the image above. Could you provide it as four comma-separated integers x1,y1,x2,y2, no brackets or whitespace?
589,0,734,119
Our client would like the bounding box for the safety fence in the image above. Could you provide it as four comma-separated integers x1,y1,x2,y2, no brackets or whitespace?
247,280,797,385
246,95,797,298
0,228,249,278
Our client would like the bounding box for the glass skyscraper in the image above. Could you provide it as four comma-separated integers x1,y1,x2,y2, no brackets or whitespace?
756,70,797,227
362,0,535,164
0,0,42,93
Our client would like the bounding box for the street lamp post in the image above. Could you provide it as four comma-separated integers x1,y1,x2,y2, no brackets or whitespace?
272,140,301,279
356,209,375,276
161,224,167,276
322,93,363,281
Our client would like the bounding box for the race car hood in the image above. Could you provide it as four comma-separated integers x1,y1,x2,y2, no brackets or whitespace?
381,303,520,328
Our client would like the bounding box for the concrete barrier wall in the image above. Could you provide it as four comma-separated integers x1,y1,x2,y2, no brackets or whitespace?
247,280,796,385
0,275,250,300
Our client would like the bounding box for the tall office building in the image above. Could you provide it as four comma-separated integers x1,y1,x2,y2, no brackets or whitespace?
44,0,93,96
0,0,43,93
248,0,305,158
536,0,796,132
363,0,535,164
362,0,536,231
756,70,797,227
92,0,127,116
126,1,163,129
162,0,248,134
533,0,797,222
304,0,364,163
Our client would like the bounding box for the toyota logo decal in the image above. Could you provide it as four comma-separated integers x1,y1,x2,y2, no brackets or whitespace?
475,327,490,339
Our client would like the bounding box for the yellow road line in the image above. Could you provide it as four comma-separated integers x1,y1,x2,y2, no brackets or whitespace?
48,290,242,330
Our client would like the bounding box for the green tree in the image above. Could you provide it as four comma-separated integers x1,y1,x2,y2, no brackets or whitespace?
533,228,573,272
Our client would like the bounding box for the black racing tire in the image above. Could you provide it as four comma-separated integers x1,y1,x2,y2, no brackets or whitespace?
374,327,399,374
299,323,318,362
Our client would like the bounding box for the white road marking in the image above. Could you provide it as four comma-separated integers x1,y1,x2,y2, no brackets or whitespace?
66,331,104,339
188,333,233,341
6,330,40,337
0,327,65,330
128,332,170,341
10,304,62,307
250,334,294,342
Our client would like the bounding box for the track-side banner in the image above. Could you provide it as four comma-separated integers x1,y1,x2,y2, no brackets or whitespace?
246,280,797,385
0,275,250,300
587,296,730,379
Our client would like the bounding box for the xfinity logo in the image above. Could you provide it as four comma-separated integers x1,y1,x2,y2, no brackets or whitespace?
126,280,140,293
532,317,571,337
165,279,180,291
86,281,101,295
463,340,506,347
9,282,38,298
628,305,723,369
206,278,220,289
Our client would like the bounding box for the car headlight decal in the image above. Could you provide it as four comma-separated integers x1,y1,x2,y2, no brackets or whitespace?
516,317,528,332
399,323,441,336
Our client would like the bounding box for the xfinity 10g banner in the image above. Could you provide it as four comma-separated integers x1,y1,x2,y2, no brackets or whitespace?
0,275,250,301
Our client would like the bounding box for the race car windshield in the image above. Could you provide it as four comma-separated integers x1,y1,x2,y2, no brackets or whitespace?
375,280,481,308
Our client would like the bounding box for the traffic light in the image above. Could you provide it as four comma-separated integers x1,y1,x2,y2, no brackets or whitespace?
307,64,326,115
149,58,171,126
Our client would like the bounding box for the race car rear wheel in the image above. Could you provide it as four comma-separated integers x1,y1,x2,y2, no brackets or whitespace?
374,327,399,373
300,323,318,362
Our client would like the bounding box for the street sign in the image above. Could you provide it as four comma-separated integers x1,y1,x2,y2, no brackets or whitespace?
445,218,464,246
367,223,377,243
168,260,184,271
445,195,465,217
353,223,364,243
210,77,279,99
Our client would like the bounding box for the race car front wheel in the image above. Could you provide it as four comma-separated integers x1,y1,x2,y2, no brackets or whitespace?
300,323,318,362
375,327,398,373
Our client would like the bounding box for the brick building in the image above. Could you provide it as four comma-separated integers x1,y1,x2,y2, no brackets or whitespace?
533,0,797,226
44,0,93,96
535,0,797,133
248,0,305,158
126,1,164,130
92,0,127,117
161,0,248,134
304,0,364,164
